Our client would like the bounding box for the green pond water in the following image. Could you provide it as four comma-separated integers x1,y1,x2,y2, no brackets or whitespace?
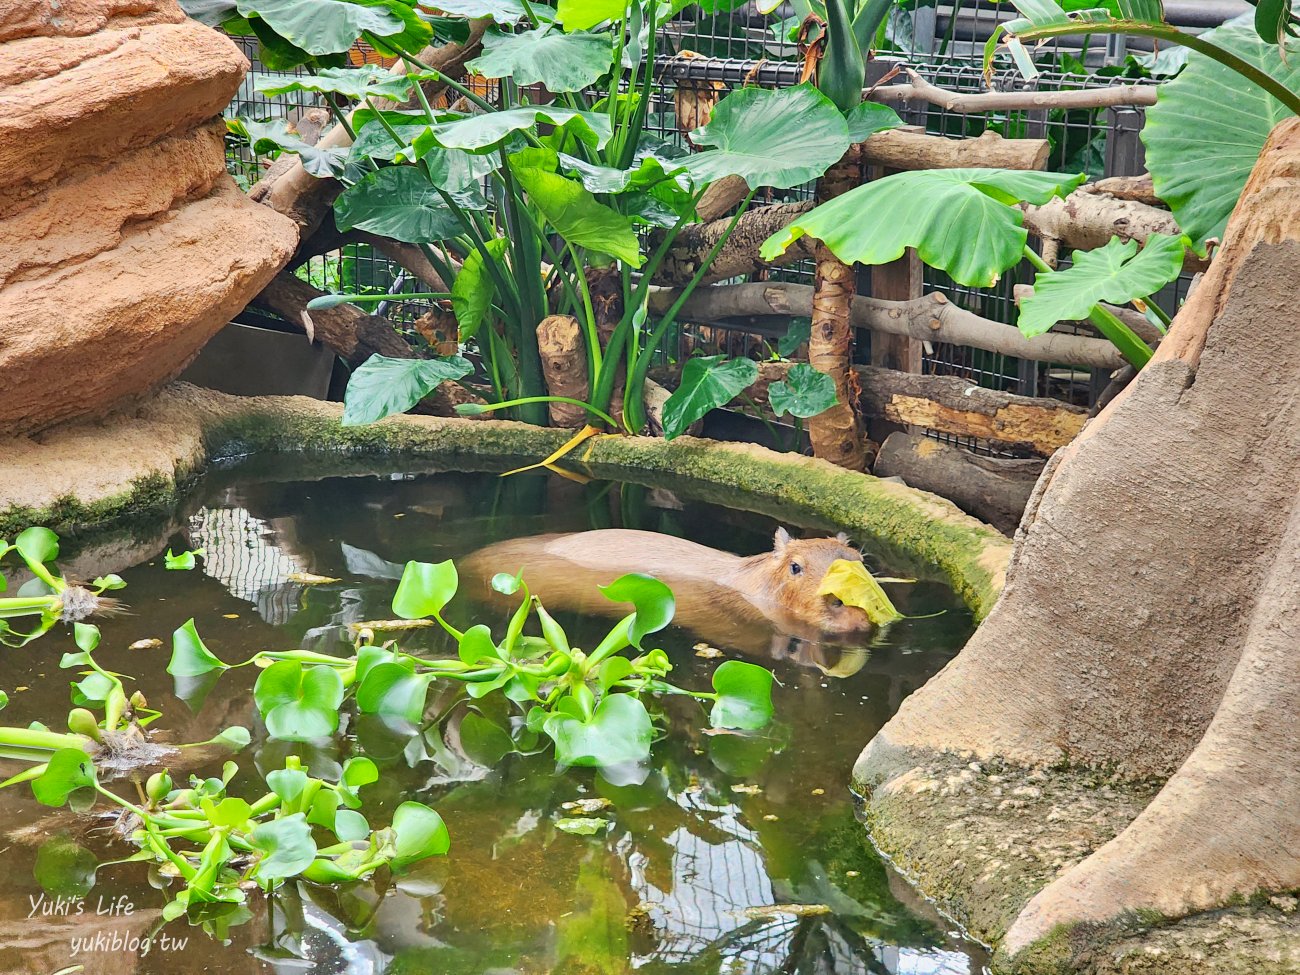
0,463,987,974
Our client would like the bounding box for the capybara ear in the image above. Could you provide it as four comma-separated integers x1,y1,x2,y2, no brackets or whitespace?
835,532,850,544
774,527,791,553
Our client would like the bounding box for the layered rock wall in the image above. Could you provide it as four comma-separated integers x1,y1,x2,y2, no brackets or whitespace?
0,0,296,434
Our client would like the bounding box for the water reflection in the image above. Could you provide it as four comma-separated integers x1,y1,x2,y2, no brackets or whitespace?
0,467,986,975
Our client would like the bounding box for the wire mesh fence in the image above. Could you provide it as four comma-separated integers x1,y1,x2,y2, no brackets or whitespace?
223,3,1239,417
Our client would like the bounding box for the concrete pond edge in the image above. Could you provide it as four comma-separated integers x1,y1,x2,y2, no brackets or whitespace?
0,383,1011,621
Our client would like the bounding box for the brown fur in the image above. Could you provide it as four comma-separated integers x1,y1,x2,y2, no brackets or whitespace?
461,528,873,663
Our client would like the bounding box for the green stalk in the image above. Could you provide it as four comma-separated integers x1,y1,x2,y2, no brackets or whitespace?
461,396,618,428
625,188,758,432
0,727,88,751
567,243,603,376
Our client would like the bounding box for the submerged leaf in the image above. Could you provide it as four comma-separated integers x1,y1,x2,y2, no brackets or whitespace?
555,816,611,835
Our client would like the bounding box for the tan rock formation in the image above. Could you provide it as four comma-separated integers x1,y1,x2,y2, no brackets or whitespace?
0,0,296,435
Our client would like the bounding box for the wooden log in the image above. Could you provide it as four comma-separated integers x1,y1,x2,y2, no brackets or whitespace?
873,432,1044,535
652,200,815,286
648,281,1126,370
870,71,1157,113
1021,189,1210,272
861,128,1050,171
1079,173,1163,206
254,272,411,366
536,314,588,427
743,361,1088,456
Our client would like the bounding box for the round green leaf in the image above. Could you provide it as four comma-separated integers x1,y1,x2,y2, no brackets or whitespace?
459,712,514,766
543,694,654,767
599,574,675,648
15,527,59,566
1018,233,1186,338
254,661,344,741
34,836,98,896
355,662,432,727
1143,23,1300,247
709,660,775,730
660,355,759,441
32,748,96,807
392,558,460,619
391,801,451,871
342,354,474,427
767,363,838,419
458,623,502,664
250,813,318,882
470,27,612,92
334,167,463,243
683,84,852,190
762,168,1085,288
334,809,370,842
168,619,228,677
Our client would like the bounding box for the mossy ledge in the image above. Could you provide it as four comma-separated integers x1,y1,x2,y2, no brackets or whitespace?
0,383,1009,619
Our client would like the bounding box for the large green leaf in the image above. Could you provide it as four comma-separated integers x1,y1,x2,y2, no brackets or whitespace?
254,661,345,740
470,27,612,91
451,238,509,339
1143,23,1300,246
435,0,528,21
709,660,775,730
844,101,904,142
510,164,644,265
341,354,474,426
416,107,613,154
661,356,759,440
557,0,622,29
544,694,654,767
235,0,417,55
761,168,1085,288
1018,233,1186,338
767,363,838,418
334,167,463,243
229,118,348,177
683,84,851,190
253,63,414,101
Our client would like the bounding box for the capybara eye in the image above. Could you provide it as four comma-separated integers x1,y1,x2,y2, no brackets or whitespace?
790,562,802,576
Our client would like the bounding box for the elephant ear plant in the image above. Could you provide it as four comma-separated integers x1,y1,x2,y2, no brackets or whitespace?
197,0,861,438
170,558,776,769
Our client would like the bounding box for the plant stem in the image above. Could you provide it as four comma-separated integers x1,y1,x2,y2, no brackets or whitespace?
465,396,619,428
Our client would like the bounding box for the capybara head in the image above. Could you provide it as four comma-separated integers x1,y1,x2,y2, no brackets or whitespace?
758,528,871,634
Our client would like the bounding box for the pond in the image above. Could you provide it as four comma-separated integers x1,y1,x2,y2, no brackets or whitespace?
0,463,987,974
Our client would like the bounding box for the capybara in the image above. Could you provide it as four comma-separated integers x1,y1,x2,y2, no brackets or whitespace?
462,528,874,668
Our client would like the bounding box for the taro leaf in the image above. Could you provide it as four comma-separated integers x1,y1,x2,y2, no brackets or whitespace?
683,84,851,190
661,355,759,441
767,363,838,419
393,559,459,619
470,27,612,91
509,164,644,265
459,712,514,766
709,660,775,730
341,354,474,427
1143,23,1300,247
1018,233,1186,338
598,574,675,648
391,801,451,871
777,317,811,357
762,168,1085,288
254,661,345,740
234,0,420,56
556,0,622,30
181,0,239,27
451,238,509,339
250,813,318,882
355,662,432,727
254,64,414,102
15,527,58,566
169,619,229,677
417,106,613,154
348,110,430,162
817,558,902,626
32,748,96,807
544,694,654,767
458,623,502,665
556,152,685,195
34,836,98,896
164,547,204,570
334,167,463,243
555,816,610,835
844,101,904,142
435,0,529,20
